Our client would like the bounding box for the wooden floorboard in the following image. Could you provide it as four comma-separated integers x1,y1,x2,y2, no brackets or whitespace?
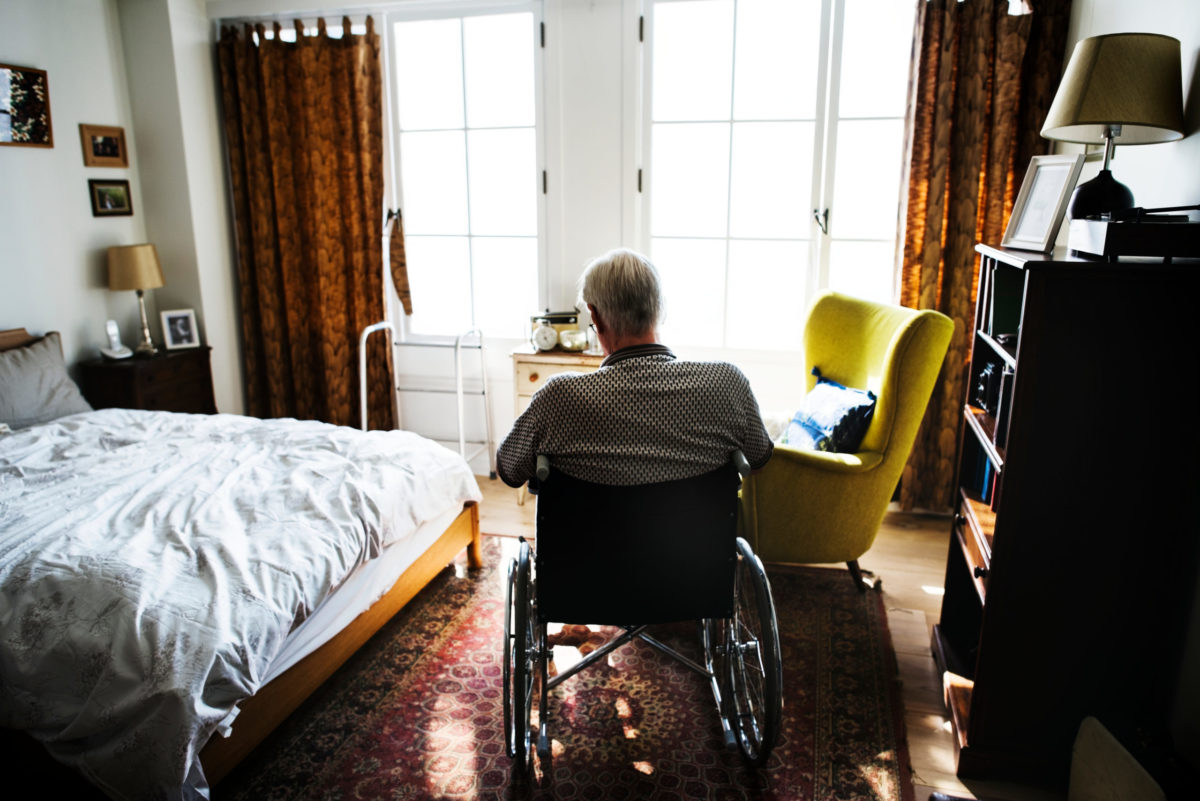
475,475,1060,801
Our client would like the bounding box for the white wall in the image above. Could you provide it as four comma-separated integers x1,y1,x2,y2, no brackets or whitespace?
0,0,149,372
0,0,241,411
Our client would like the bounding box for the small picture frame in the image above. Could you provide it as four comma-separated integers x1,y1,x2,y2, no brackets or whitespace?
1001,154,1085,252
79,124,128,167
1,62,53,147
88,179,133,217
161,309,199,350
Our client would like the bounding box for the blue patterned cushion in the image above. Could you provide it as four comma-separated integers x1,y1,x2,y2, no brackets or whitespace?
782,368,876,453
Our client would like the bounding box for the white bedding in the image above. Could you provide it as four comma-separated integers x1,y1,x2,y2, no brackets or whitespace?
0,408,482,800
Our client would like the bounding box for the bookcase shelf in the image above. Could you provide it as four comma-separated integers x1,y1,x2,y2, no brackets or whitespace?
931,244,1200,790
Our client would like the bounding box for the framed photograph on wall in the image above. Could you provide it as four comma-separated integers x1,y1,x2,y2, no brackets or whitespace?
1,62,53,147
161,309,199,350
88,179,133,217
1001,154,1085,252
79,124,128,167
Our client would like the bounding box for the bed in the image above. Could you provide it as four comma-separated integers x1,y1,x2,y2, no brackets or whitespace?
0,327,484,800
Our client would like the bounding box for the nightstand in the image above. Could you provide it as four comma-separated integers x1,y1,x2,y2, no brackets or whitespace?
82,347,217,414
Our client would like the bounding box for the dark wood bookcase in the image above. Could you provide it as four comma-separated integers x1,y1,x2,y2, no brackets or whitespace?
932,244,1200,790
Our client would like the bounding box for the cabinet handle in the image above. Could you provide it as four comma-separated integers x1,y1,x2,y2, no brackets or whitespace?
528,372,539,383
955,514,966,528
973,565,989,579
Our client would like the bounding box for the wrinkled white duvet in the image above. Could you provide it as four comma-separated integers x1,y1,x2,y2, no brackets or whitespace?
0,409,482,800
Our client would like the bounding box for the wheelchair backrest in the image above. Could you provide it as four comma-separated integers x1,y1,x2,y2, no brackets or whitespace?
534,460,740,626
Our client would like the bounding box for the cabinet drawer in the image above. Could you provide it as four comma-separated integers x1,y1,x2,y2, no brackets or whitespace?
514,362,588,397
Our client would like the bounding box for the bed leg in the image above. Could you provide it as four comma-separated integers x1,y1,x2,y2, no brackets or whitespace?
466,502,483,569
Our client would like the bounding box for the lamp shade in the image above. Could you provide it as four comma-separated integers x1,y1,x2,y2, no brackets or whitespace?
1041,33,1185,145
107,243,165,291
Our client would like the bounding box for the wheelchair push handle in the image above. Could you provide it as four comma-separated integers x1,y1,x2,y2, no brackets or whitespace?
536,454,551,482
732,449,751,479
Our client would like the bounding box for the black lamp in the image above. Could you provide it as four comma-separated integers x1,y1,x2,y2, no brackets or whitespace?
1040,33,1185,220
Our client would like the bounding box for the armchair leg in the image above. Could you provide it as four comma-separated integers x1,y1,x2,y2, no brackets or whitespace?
847,560,881,593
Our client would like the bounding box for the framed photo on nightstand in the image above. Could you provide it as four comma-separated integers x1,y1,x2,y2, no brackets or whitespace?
161,309,199,350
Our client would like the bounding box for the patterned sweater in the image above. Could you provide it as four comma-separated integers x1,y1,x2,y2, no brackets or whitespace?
497,344,773,487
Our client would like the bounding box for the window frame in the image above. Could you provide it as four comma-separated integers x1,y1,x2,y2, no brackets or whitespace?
632,0,909,352
383,0,550,345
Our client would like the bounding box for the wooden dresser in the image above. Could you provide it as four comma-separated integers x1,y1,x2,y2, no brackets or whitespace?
932,244,1199,790
82,347,217,414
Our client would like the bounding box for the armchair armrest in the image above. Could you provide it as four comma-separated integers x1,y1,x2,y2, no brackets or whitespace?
768,444,883,474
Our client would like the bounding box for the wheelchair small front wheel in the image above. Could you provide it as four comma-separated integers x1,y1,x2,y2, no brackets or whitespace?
504,539,537,776
726,537,782,766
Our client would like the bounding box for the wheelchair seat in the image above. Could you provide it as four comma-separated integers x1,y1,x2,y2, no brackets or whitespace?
503,451,783,781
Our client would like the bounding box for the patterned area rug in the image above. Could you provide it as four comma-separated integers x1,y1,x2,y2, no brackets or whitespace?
222,536,913,800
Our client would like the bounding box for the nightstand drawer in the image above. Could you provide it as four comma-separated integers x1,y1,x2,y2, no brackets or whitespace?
514,361,587,397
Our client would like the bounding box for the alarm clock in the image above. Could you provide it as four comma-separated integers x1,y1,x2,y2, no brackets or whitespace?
532,319,558,351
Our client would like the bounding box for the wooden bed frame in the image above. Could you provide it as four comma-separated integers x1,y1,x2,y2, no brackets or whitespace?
1,327,484,785
201,501,481,783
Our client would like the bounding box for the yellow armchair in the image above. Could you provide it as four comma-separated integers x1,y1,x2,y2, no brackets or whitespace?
740,291,953,590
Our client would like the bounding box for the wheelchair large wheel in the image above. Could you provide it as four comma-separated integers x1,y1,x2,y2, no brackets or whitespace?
503,539,536,775
726,536,782,766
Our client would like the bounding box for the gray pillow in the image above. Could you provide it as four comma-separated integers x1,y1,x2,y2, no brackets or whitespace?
0,332,93,429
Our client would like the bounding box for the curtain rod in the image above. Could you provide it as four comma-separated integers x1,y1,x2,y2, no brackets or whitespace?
212,0,538,26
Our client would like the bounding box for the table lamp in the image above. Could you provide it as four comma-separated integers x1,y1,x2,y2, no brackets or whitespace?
107,243,165,356
1040,32,1185,219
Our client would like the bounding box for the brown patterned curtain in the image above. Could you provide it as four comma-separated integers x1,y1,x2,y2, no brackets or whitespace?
216,17,394,430
897,0,1071,510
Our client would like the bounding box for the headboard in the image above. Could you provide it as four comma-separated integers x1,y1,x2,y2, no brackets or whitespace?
0,328,38,351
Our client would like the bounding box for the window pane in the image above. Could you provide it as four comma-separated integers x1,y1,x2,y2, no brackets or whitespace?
729,122,815,238
394,19,464,130
652,0,734,121
399,131,468,235
838,0,916,119
464,13,535,128
467,128,537,236
726,240,808,350
404,236,472,336
828,240,895,304
650,123,731,237
733,0,822,120
650,238,726,348
471,237,538,339
829,119,905,240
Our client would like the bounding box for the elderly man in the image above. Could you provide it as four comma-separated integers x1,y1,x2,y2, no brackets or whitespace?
497,248,773,488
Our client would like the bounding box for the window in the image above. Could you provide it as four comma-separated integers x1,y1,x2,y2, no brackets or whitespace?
641,0,915,350
387,3,543,340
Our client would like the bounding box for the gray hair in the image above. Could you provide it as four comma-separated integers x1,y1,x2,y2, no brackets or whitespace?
579,248,663,339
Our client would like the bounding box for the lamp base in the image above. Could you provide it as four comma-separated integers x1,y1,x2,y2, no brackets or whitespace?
134,289,158,357
1067,169,1134,220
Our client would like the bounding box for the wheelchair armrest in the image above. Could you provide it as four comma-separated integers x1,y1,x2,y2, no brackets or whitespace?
767,444,883,474
536,454,551,482
732,449,751,479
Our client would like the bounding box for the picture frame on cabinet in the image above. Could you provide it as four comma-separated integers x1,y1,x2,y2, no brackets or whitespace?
161,309,199,350
1001,154,1084,252
79,124,128,167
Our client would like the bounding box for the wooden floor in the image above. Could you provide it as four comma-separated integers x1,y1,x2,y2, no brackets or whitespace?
475,475,1059,801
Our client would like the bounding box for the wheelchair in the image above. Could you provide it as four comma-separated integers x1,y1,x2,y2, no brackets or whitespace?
503,450,783,779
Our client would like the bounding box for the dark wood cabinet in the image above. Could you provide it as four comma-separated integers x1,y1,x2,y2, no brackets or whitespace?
932,244,1199,790
82,347,216,414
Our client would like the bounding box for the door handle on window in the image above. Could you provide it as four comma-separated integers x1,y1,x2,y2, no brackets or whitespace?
813,208,829,235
